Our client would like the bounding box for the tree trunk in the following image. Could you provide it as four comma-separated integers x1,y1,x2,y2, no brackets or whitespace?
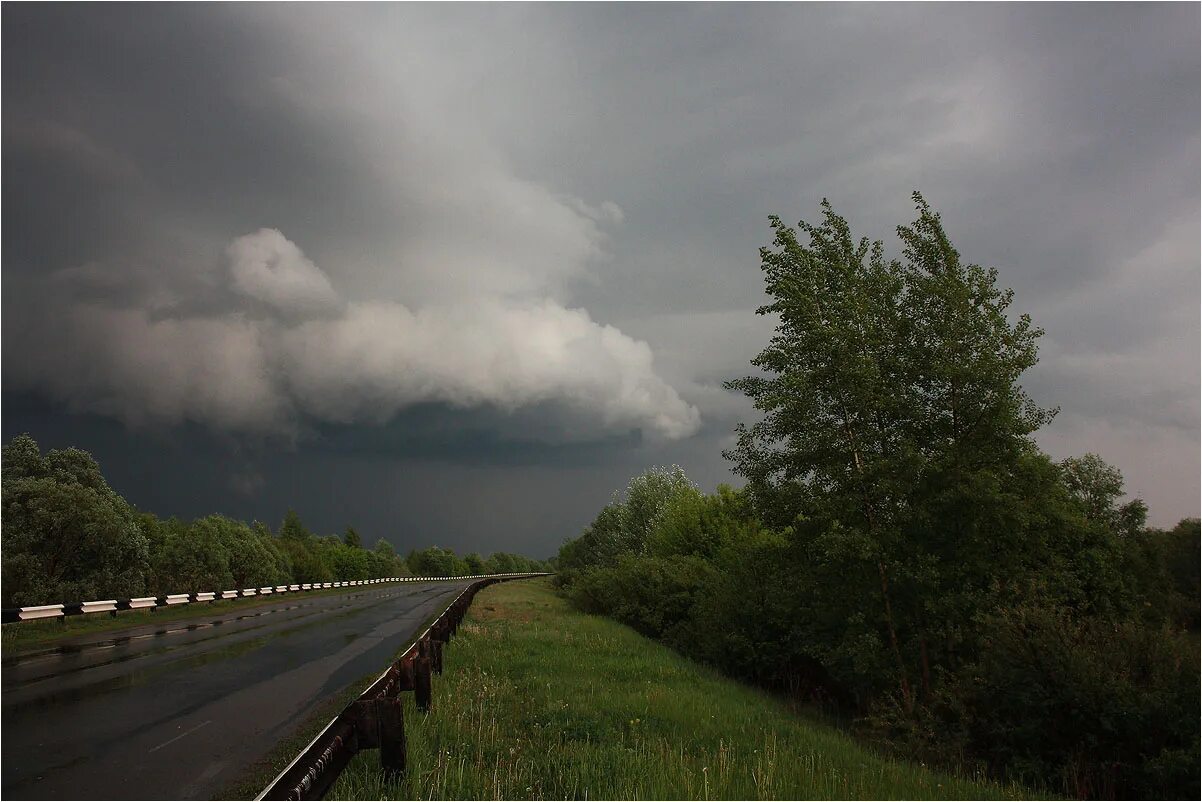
875,558,913,711
919,636,932,701
838,404,913,714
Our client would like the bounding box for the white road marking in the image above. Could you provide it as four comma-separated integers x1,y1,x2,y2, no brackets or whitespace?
148,719,212,753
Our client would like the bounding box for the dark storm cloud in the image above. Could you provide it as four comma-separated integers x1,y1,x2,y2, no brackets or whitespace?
3,4,701,442
3,3,1197,550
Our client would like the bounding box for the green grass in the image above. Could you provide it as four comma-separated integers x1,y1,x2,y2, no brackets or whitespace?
1,581,417,650
332,578,1033,800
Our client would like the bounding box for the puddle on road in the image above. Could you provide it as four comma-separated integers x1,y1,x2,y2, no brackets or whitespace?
3,635,271,717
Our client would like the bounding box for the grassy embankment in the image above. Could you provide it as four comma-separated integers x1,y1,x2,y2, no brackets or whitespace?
334,578,1032,800
0,579,422,650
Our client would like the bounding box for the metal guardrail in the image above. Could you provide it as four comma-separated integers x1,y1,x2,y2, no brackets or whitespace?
0,574,537,624
256,573,548,800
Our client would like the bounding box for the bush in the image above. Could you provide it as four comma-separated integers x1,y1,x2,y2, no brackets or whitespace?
565,552,714,646
913,604,1200,799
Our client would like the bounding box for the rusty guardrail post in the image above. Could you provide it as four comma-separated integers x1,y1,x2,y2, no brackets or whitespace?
377,695,406,778
351,696,406,779
414,640,433,712
432,639,444,676
396,653,416,693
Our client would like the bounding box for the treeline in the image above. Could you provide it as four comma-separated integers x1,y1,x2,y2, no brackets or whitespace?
403,545,552,577
1,434,549,607
556,196,1199,800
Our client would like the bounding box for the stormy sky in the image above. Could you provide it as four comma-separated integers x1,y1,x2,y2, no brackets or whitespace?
3,4,1198,557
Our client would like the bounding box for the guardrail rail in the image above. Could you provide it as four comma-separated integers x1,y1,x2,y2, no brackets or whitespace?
0,573,539,624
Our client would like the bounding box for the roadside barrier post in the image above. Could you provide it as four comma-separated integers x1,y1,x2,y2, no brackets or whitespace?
377,696,406,778
414,654,433,712
432,639,443,675
397,654,416,692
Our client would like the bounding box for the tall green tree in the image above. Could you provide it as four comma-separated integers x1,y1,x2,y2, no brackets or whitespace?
724,198,920,705
725,194,1059,709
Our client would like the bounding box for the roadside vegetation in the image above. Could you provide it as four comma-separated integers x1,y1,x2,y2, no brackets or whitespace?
1,433,550,609
334,578,1029,800
556,195,1200,800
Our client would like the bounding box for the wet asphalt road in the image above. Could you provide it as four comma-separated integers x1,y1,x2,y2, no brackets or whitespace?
1,579,475,800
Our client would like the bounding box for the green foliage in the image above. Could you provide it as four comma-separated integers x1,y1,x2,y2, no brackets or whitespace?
403,545,551,577
2,434,149,606
1060,453,1148,537
406,546,467,577
328,539,372,580
152,517,229,591
930,605,1199,799
565,552,714,646
721,194,1065,709
279,509,310,541
1132,518,1201,630
555,466,697,587
343,526,363,549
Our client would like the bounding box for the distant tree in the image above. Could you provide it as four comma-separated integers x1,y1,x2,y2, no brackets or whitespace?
1160,518,1201,615
330,541,371,579
2,432,46,482
464,552,485,574
1136,518,1202,630
138,511,169,565
555,466,698,587
486,552,517,574
2,435,149,606
343,526,363,549
407,546,465,576
154,516,235,592
1060,453,1148,537
363,538,401,577
279,509,310,541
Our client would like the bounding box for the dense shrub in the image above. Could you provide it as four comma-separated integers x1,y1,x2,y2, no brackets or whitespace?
940,606,1198,799
565,552,713,645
